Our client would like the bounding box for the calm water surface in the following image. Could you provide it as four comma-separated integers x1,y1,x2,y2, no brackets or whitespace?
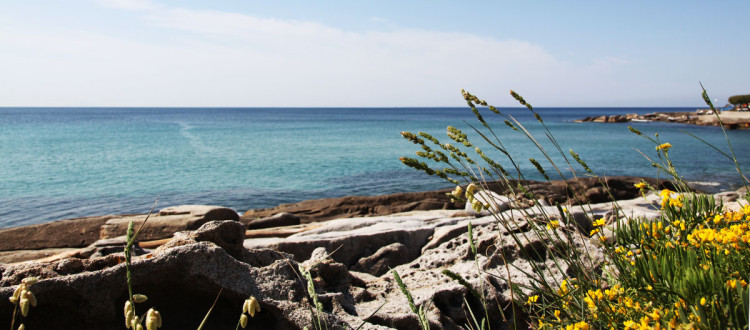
1,107,748,228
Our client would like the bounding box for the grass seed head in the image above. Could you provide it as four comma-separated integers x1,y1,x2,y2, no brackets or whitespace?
145,308,162,330
21,277,38,286
240,314,248,328
124,301,134,328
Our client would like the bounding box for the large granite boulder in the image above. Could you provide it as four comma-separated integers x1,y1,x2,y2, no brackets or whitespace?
0,220,346,329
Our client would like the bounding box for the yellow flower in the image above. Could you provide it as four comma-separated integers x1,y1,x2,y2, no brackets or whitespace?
567,321,590,330
727,279,738,289
656,142,672,151
547,220,560,230
558,279,570,295
554,309,561,321
593,219,606,227
700,297,706,306
526,295,539,305
590,228,600,237
635,182,647,189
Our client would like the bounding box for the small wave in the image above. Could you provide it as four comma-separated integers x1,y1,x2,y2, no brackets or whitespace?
176,121,215,155
688,181,721,187
687,180,726,193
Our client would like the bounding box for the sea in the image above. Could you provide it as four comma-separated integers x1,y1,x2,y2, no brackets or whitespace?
1,107,749,229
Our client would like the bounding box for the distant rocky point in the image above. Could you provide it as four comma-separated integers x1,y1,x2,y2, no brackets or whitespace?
575,110,750,129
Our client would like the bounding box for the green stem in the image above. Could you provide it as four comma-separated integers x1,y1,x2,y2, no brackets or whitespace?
9,303,18,330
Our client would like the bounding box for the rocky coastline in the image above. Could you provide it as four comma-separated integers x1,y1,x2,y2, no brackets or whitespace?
0,177,746,329
575,110,750,129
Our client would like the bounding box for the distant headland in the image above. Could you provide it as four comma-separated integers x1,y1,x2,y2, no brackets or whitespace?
576,93,750,129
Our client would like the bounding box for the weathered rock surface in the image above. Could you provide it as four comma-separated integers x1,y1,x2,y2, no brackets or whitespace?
242,190,463,223
2,185,742,329
0,220,345,329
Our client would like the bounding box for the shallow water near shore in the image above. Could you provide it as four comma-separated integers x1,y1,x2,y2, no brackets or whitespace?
1,107,748,228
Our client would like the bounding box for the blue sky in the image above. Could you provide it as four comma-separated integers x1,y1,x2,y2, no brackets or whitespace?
1,0,748,107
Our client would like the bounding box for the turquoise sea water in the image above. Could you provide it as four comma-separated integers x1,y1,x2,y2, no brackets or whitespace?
1,107,748,228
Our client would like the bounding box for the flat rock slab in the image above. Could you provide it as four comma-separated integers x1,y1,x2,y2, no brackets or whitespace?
242,190,462,223
0,215,119,251
0,248,79,264
100,205,239,241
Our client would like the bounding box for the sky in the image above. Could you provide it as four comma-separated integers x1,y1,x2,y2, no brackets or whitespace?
1,0,748,107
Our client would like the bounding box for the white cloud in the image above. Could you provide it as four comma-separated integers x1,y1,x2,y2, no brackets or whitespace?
0,3,642,107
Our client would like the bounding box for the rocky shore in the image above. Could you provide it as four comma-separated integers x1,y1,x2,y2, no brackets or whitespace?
575,110,750,129
0,177,746,329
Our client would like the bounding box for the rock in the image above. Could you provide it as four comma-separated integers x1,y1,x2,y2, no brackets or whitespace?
0,186,710,329
585,186,607,202
0,248,79,264
0,215,115,251
155,220,246,259
482,176,677,206
607,115,627,122
0,223,351,329
575,111,750,130
245,213,438,268
592,115,608,122
245,212,301,229
242,190,462,223
100,205,239,241
351,243,411,276
716,191,740,203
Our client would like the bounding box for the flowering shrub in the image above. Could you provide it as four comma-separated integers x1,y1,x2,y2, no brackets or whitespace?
401,89,749,329
531,191,749,329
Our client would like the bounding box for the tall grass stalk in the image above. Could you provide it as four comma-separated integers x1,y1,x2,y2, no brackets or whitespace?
392,269,431,330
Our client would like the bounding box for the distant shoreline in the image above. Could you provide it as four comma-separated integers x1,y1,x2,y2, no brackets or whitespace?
575,110,750,130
